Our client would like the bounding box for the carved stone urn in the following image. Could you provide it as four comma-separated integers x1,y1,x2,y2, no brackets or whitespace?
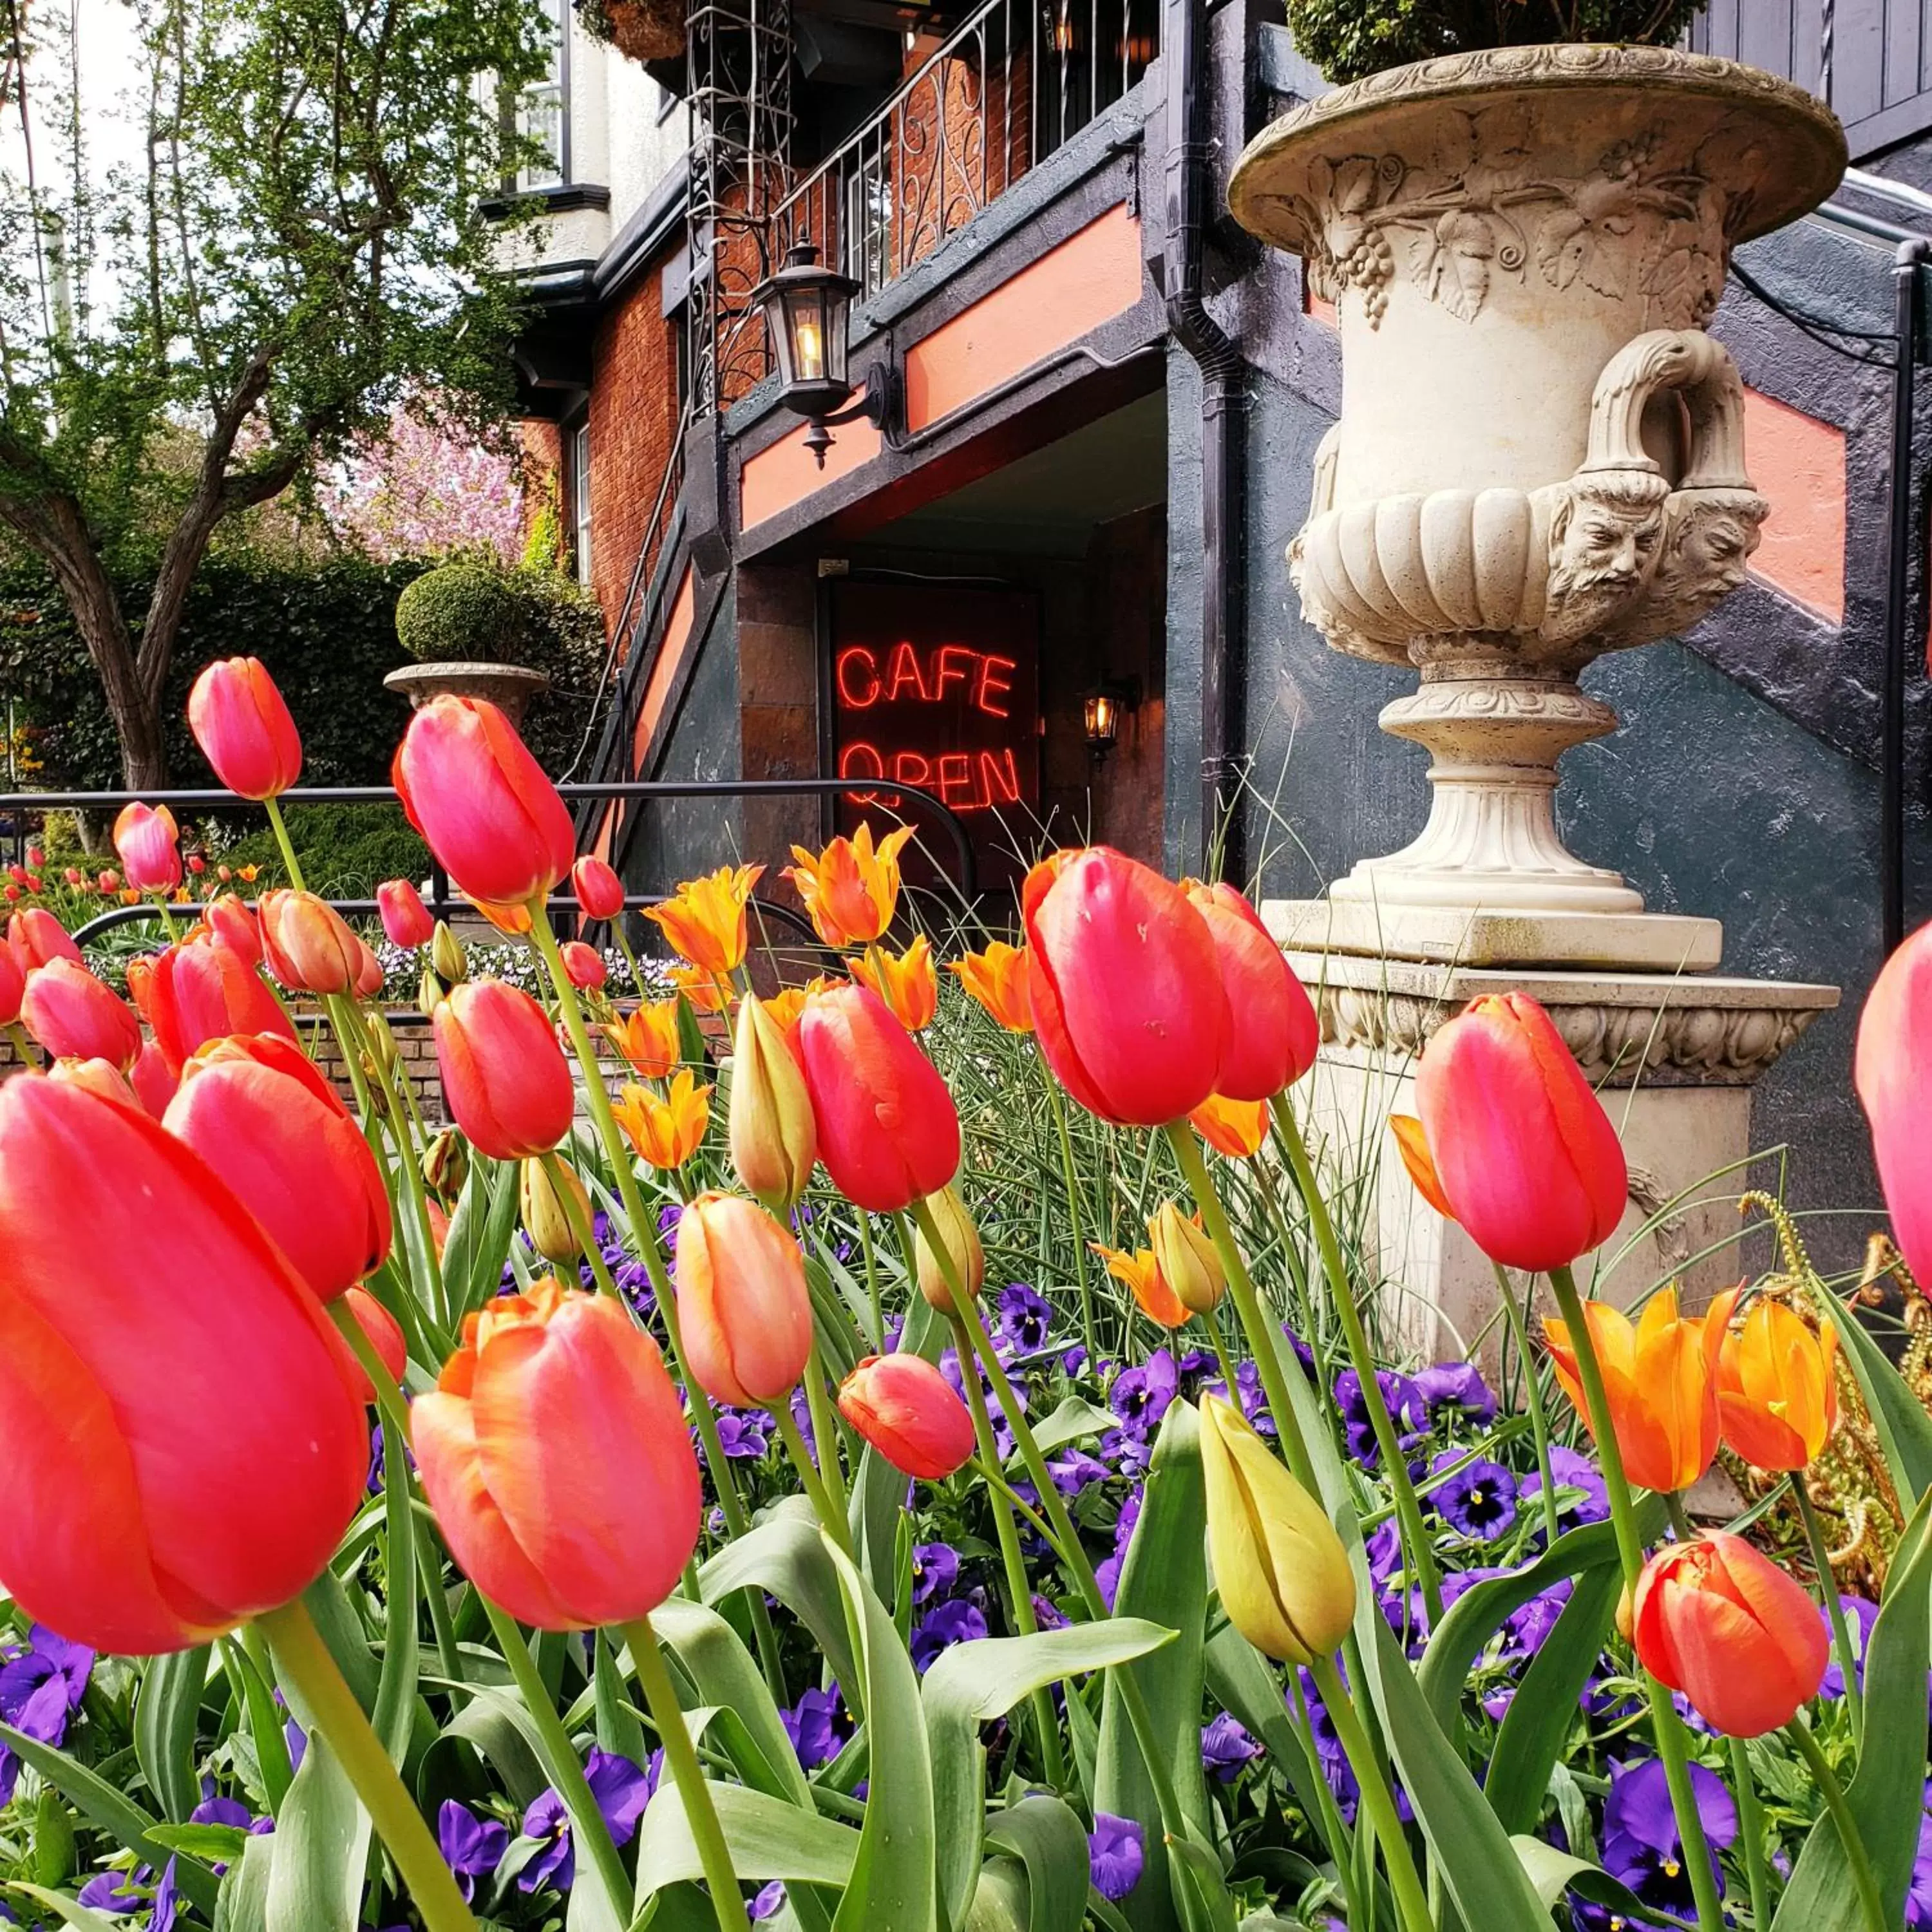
1229,46,1846,968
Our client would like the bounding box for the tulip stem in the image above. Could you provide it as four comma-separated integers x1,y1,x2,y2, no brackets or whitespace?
772,1399,855,1559
481,1598,635,1921
1493,1263,1562,1548
802,1341,849,1527
256,1596,478,1932
1728,1734,1772,1932
1044,1075,1100,1363
5,1020,39,1066
1794,1472,1864,1753
263,796,308,894
1547,1265,1725,1932
856,1213,886,1347
544,1150,623,1300
1265,1098,1444,1631
1785,1717,1886,1932
354,1005,446,1323
1309,1653,1433,1932
623,1614,753,1932
1204,1316,1242,1408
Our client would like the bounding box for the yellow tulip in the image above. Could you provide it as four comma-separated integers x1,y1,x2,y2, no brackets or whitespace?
612,1069,712,1171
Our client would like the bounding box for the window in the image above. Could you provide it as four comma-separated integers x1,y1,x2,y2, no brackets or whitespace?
569,419,593,585
515,0,570,191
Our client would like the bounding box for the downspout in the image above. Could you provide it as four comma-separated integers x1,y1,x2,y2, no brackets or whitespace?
1882,236,1927,956
1162,0,1247,883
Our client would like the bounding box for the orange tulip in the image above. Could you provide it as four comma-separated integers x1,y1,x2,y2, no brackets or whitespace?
412,1280,700,1631
377,878,434,949
258,889,364,996
166,1034,392,1303
205,892,263,965
838,1354,975,1480
764,985,810,1035
1542,1287,1728,1494
1856,920,1932,1288
668,963,728,1012
0,1078,366,1653
1715,1296,1839,1472
851,933,938,1030
147,934,296,1072
604,998,682,1080
672,1191,815,1406
1189,1092,1268,1159
1389,1113,1457,1218
8,907,80,974
1630,1531,1828,1736
1414,991,1627,1273
572,855,625,921
113,803,182,893
433,978,575,1160
393,696,576,908
1185,881,1318,1101
612,1070,711,1170
795,981,960,1212
645,864,762,975
21,960,142,1070
1094,1241,1189,1329
187,657,303,799
951,940,1032,1032
560,940,607,990
1023,847,1226,1126
785,823,915,949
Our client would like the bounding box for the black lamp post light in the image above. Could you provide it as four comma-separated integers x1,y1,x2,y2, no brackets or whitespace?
753,242,896,467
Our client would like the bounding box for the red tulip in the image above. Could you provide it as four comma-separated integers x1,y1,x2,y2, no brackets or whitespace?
129,1041,180,1117
412,1279,700,1630
8,907,80,974
1412,991,1627,1273
205,893,262,965
838,1354,975,1479
794,982,960,1211
112,803,182,893
377,878,435,949
258,889,363,996
341,1285,408,1401
560,940,606,991
0,944,21,1027
1023,848,1227,1125
187,657,303,799
24,846,41,869
21,960,141,1070
672,1192,814,1406
0,1078,367,1653
572,855,625,922
166,1036,392,1302
1629,1531,1828,1736
392,696,574,908
432,978,574,1160
1857,921,1932,1286
147,934,296,1072
1185,881,1318,1099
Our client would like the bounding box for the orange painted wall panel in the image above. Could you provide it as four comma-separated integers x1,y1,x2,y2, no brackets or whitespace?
739,390,886,532
632,565,699,775
1740,386,1846,625
903,202,1144,429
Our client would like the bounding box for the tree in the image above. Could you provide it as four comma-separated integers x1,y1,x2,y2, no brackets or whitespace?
0,0,551,784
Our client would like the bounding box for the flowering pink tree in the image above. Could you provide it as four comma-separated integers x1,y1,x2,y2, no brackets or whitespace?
319,405,527,562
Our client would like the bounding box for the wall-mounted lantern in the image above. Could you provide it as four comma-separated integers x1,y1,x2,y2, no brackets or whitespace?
753,242,895,467
1082,678,1140,761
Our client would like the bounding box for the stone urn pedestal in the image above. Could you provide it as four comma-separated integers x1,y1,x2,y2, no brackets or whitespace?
1229,48,1850,1347
384,662,549,726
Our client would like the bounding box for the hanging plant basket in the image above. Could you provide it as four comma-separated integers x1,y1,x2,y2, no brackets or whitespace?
576,0,685,62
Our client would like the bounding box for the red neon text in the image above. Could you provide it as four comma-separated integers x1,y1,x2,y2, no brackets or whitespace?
835,643,1018,719
838,742,1024,813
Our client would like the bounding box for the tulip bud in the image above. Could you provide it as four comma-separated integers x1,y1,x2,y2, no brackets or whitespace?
914,1185,985,1311
838,1354,976,1479
422,1129,469,1205
432,979,575,1162
112,803,182,894
418,960,445,1018
258,889,362,996
129,1041,179,1117
1149,1202,1224,1315
560,939,606,991
431,921,467,985
1199,1394,1354,1665
363,1007,401,1077
342,1285,408,1402
187,658,303,799
1185,880,1318,1101
572,855,626,922
1715,1296,1839,1473
377,878,435,949
730,992,818,1208
673,1191,814,1406
519,1158,589,1264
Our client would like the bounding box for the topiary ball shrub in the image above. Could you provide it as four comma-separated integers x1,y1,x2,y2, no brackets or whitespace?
1286,0,1709,85
393,558,533,666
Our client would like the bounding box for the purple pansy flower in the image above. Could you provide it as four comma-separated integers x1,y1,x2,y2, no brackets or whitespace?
1413,1361,1497,1426
996,1283,1054,1352
1200,1713,1261,1783
782,1685,848,1770
1334,1369,1423,1465
1430,1450,1518,1541
912,1543,960,1604
1109,1352,1178,1440
1520,1446,1609,1527
715,1410,771,1459
1048,1448,1109,1497
912,1599,988,1671
519,1790,574,1893
1906,1785,1932,1928
0,1625,92,1805
1820,1596,1880,1699
1572,1758,1736,1931
439,1800,509,1903
1088,1814,1145,1900
752,1881,788,1920
587,1748,658,1846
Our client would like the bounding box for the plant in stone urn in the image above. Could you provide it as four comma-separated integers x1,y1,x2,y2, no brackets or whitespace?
389,556,554,728
1229,45,1846,969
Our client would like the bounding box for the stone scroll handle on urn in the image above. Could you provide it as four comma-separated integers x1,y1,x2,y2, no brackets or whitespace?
1288,328,1768,670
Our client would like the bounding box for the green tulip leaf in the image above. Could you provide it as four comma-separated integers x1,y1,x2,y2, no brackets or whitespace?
427,1685,551,1806
1510,1835,1680,1925
963,1857,1031,1932
634,1779,860,1892
1097,1399,1213,1932
213,1830,274,1932
699,1504,862,1700
984,1795,1093,1932
0,1882,124,1930
264,1726,371,1932
925,1622,1176,1927
1824,1293,1932,1508
596,1629,650,1765
370,1432,419,1767
1773,1481,1932,1930
134,1645,211,1825
652,1598,810,1806
1029,1396,1118,1457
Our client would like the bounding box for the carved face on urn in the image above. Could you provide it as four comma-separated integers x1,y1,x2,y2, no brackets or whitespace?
1542,471,1671,644
1610,488,1767,639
